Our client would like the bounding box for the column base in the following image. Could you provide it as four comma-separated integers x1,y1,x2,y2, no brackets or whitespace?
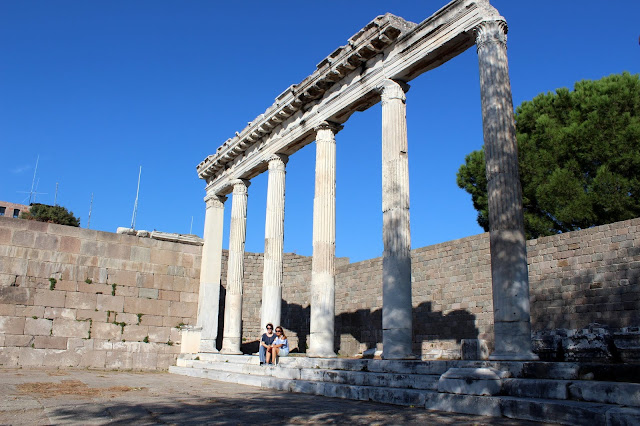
489,351,539,361
220,336,242,355
382,353,418,360
307,351,337,358
382,328,413,359
199,339,219,353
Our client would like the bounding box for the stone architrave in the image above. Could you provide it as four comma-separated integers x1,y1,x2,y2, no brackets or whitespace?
196,192,227,353
221,179,250,354
379,79,413,360
476,20,537,360
260,154,288,329
308,122,343,358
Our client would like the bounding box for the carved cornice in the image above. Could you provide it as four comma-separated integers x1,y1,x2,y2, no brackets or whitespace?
196,14,414,180
475,20,508,52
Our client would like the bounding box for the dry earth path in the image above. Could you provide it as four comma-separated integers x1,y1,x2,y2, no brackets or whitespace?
0,368,555,425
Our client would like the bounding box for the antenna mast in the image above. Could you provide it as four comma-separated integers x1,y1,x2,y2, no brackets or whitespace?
54,183,59,206
29,155,39,204
87,193,94,229
130,166,142,230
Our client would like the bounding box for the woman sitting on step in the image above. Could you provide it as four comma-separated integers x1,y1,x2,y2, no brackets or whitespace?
266,326,289,365
259,323,275,366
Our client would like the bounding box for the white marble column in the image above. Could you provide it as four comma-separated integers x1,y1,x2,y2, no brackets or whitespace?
308,122,342,358
260,154,288,329
476,20,537,360
379,79,413,360
196,191,227,353
221,179,250,354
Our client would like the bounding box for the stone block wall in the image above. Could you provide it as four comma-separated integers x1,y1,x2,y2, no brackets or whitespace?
2,214,638,365
222,218,639,359
0,216,201,369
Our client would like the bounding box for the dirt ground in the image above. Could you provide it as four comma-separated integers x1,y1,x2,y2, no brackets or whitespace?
0,368,552,425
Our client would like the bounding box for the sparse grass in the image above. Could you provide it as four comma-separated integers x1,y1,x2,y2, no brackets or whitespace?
85,278,92,284
143,336,149,343
111,283,117,296
176,322,185,329
137,313,143,324
49,278,57,290
167,340,174,346
113,321,126,333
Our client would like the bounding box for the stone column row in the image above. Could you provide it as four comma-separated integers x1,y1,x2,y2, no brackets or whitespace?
196,155,289,354
197,18,536,361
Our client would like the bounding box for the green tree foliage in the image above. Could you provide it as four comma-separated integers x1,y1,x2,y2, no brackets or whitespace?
457,72,640,239
21,203,81,227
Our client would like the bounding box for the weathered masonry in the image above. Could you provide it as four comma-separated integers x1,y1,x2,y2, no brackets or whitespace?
194,0,536,360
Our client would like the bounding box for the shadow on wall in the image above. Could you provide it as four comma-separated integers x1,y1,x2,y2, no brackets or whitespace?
531,256,640,362
216,283,226,351
336,302,479,355
531,260,640,332
232,300,479,356
237,300,312,355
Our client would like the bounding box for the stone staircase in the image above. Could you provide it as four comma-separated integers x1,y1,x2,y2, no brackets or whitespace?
169,354,640,425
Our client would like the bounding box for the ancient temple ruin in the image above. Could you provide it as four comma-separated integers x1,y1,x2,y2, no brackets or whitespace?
194,0,536,361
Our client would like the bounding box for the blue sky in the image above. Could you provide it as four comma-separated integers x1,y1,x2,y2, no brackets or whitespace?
1,1,638,262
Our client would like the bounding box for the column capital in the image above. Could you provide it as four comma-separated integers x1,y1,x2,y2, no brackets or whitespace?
230,178,251,194
266,153,289,171
377,79,410,105
475,20,508,52
314,121,344,135
204,193,227,209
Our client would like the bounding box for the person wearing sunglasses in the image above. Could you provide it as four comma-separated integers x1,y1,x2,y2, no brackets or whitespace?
265,326,289,366
259,323,276,366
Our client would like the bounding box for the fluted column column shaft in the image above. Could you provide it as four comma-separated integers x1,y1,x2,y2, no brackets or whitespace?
196,192,227,353
260,154,288,329
309,122,342,358
476,20,536,360
221,179,250,354
380,79,413,360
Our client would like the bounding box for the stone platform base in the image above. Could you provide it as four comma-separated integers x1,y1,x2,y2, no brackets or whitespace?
170,354,640,425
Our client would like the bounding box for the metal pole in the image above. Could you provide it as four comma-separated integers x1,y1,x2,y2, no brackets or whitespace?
130,166,142,230
87,193,94,229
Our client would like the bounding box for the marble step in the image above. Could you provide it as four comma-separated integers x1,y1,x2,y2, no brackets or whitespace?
280,357,451,375
503,378,640,408
170,365,640,425
175,359,440,390
170,366,428,406
424,392,640,426
298,368,439,390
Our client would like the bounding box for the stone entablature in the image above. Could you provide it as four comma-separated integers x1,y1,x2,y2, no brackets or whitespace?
197,0,503,195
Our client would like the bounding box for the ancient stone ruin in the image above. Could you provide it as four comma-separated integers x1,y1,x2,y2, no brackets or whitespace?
193,0,536,361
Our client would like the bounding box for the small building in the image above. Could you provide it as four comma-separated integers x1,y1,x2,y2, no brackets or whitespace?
0,201,30,218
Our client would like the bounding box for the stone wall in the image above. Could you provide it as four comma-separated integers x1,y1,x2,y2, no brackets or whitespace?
2,214,638,365
0,216,201,369
219,218,639,360
331,218,639,359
